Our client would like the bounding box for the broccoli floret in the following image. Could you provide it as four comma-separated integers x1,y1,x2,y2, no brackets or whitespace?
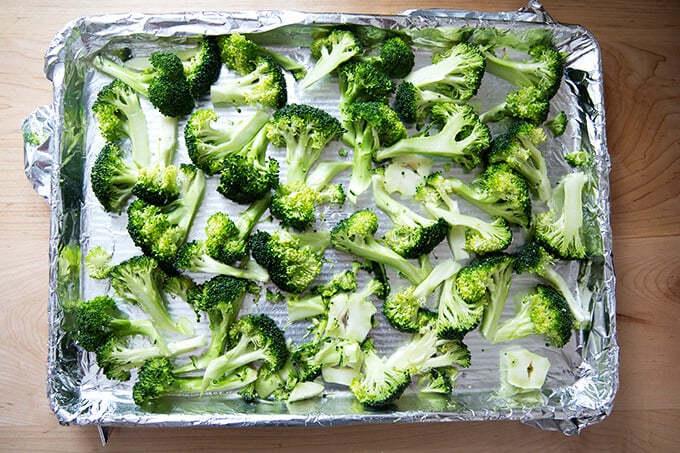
564,150,590,167
217,126,279,204
361,36,415,79
330,209,430,285
92,51,194,117
201,314,289,393
74,295,165,353
180,36,222,100
382,260,460,333
479,86,550,125
319,278,382,342
133,356,257,406
545,111,567,136
211,56,287,109
415,182,512,255
292,337,363,383
174,275,249,373
249,229,331,294
415,367,458,395
251,358,300,401
403,42,485,101
163,274,196,303
375,103,490,171
301,30,364,88
514,240,589,328
492,284,574,347
203,197,270,265
266,103,345,184
372,171,449,258
425,163,532,228
487,121,552,201
108,255,188,334
90,143,138,213
217,33,307,80
337,61,395,109
348,342,411,408
126,164,205,267
92,80,150,168
483,45,565,99
393,81,457,127
97,333,206,382
454,253,514,341
535,171,588,260
84,246,113,279
436,277,486,339
341,102,406,202
174,241,270,282
184,108,271,175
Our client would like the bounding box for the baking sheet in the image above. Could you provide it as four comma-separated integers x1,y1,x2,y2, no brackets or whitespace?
24,1,617,434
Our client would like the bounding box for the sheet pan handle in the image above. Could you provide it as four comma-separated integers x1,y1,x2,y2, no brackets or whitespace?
22,104,55,203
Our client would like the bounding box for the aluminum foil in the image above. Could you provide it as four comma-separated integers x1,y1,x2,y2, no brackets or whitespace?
25,1,617,435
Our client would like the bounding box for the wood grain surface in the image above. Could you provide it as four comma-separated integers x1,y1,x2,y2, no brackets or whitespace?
1,1,678,451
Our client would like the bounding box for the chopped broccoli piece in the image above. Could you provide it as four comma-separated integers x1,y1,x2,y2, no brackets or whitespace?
217,33,307,80
201,314,289,393
174,240,270,282
180,36,222,100
90,143,139,213
92,51,195,117
376,102,490,171
493,284,574,347
361,36,415,79
545,111,567,136
436,277,486,339
211,56,287,109
184,108,271,175
403,42,485,101
564,150,590,167
341,101,406,203
372,170,449,258
496,346,550,408
84,246,113,279
319,278,382,342
393,80,457,127
486,121,552,201
301,30,364,88
337,61,396,109
534,171,588,259
479,86,550,125
250,228,331,294
292,337,363,383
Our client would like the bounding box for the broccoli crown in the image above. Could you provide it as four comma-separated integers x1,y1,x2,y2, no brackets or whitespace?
183,36,222,100
217,33,261,75
132,164,180,206
416,367,456,394
480,86,550,125
90,143,138,213
210,56,287,109
187,274,247,323
487,121,551,201
484,45,564,99
349,346,412,408
376,102,490,171
405,42,485,101
184,108,271,175
91,80,147,151
376,36,415,79
269,182,318,231
85,246,113,279
218,155,279,205
145,51,196,117
493,284,574,347
343,101,407,149
249,229,328,294
534,171,588,260
546,111,567,136
393,81,456,126
302,30,364,88
95,336,142,381
436,278,485,339
267,103,344,183
564,150,590,167
203,212,247,265
132,356,176,405
454,253,515,304
337,61,395,107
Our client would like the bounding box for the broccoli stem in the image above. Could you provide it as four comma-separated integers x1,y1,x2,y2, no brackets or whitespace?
305,160,352,192
176,314,232,373
479,264,514,341
286,137,321,183
483,52,544,89
340,239,428,285
287,294,327,322
93,55,151,96
210,71,259,106
200,335,268,393
542,266,588,326
153,115,178,167
373,174,432,229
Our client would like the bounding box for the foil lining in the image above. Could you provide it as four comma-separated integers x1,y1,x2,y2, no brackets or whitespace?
27,1,617,435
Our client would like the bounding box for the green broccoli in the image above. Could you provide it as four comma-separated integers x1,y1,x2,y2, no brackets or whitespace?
201,314,289,393
179,36,222,100
184,108,271,175
564,150,590,167
340,102,407,203
534,171,588,260
249,228,331,294
174,241,270,282
133,356,258,406
372,170,449,258
84,246,113,279
435,277,486,339
360,36,415,79
301,30,364,88
483,45,564,99
479,86,550,125
424,163,532,228
496,346,551,408
126,164,205,267
492,284,574,347
393,80,457,127
211,56,287,109
382,259,460,333
317,278,382,342
375,102,490,171
486,121,552,201
402,42,486,101
292,337,364,384
91,80,150,168
337,61,395,109
514,240,589,327
92,51,194,117
545,111,567,136
90,143,138,213
217,33,307,80
330,209,430,285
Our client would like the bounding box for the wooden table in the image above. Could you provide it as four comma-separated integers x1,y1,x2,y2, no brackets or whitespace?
1,1,678,451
